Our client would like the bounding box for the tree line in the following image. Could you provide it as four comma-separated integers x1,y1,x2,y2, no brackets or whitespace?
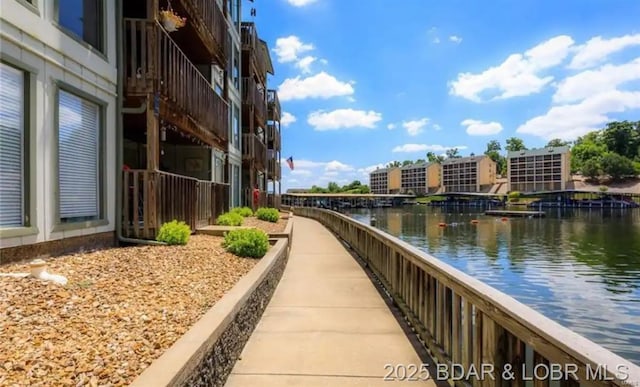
384,120,640,181
308,180,371,194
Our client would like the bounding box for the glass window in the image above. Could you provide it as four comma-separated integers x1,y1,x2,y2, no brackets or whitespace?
58,0,103,52
0,63,27,228
233,104,240,149
233,46,240,90
58,89,101,222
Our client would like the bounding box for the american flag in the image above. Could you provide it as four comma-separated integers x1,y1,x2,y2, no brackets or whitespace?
286,156,294,170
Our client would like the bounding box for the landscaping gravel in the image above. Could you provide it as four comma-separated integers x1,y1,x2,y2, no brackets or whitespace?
242,214,289,234
0,235,257,386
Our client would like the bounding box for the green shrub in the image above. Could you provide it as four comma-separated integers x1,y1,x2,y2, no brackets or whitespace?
255,207,280,223
156,220,191,245
508,191,521,202
223,229,269,258
230,206,254,217
216,212,243,226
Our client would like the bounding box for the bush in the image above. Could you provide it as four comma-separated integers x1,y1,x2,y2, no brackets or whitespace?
216,212,243,226
230,206,254,217
156,220,191,245
508,191,521,202
223,229,269,258
255,207,280,223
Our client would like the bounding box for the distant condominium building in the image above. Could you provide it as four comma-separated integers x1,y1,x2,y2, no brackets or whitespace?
507,146,571,192
400,163,440,195
370,167,402,194
441,156,497,193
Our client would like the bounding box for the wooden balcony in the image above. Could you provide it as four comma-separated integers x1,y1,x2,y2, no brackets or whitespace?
267,89,281,122
123,170,229,239
124,19,228,145
241,22,268,80
242,77,266,125
242,133,266,171
267,158,281,181
267,123,281,151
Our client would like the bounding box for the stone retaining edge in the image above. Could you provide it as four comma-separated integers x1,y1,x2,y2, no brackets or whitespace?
130,238,290,387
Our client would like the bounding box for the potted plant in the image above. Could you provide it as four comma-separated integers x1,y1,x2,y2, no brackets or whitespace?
159,7,186,32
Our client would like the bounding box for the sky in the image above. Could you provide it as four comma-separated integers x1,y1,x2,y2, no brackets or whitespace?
244,0,640,192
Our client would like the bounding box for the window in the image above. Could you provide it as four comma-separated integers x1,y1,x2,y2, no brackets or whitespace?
0,63,27,228
233,46,240,91
58,89,101,222
232,165,240,207
228,0,240,30
57,0,103,52
232,104,240,149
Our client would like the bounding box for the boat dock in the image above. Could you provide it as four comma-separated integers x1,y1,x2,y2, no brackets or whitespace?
485,209,545,218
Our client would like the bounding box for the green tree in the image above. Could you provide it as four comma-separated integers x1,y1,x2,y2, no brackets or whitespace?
546,138,570,148
445,148,461,159
328,182,340,192
415,158,426,164
571,132,607,173
601,121,640,160
426,152,445,163
581,158,602,181
386,161,401,168
484,140,506,176
505,137,527,152
402,160,413,166
600,152,638,180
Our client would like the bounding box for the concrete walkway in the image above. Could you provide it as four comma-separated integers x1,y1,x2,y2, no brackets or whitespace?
225,216,437,386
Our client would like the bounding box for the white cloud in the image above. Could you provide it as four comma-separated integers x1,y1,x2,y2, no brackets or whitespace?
325,160,354,172
432,124,442,131
449,35,575,102
402,118,430,136
432,37,441,44
320,59,329,65
516,90,640,141
392,143,468,153
461,119,504,136
296,56,317,73
281,158,325,169
272,36,314,63
287,0,317,7
553,58,640,103
307,108,382,130
291,169,312,176
449,35,462,44
281,112,297,127
387,123,396,130
568,33,640,69
278,72,355,101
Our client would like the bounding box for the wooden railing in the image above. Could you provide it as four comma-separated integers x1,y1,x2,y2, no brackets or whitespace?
292,208,640,387
242,133,266,169
123,169,229,239
267,89,280,121
267,194,281,208
267,123,280,150
124,19,228,143
267,158,280,180
187,0,227,61
241,22,267,77
242,77,266,123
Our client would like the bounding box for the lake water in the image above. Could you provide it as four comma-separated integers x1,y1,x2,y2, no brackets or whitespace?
345,206,640,365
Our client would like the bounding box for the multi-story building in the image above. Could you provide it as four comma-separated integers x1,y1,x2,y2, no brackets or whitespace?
240,22,274,208
121,0,232,239
369,167,401,194
400,163,440,195
507,146,571,192
266,89,282,207
441,156,496,193
1,0,119,258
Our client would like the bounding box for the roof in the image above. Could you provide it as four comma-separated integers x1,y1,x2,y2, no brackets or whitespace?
441,155,490,165
370,168,389,174
507,146,570,158
259,39,274,75
400,162,433,169
282,193,414,198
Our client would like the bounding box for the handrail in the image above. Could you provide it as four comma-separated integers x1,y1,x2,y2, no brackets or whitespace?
293,207,640,387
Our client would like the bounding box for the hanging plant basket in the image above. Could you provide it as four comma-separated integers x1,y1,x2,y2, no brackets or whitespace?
159,8,187,32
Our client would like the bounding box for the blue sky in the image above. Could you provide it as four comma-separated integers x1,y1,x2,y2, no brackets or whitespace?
245,0,640,191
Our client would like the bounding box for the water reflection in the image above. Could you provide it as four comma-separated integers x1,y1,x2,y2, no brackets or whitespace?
346,206,640,365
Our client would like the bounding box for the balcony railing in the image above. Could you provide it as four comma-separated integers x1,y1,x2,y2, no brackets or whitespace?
267,123,281,150
242,77,266,124
241,22,267,78
242,133,266,169
185,0,227,62
123,169,229,239
267,158,281,180
267,89,281,121
124,19,228,143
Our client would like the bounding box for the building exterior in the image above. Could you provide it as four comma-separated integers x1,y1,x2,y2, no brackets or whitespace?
507,146,571,193
388,168,401,194
226,0,243,208
266,89,282,207
441,156,497,193
370,168,389,194
400,162,440,195
1,0,119,258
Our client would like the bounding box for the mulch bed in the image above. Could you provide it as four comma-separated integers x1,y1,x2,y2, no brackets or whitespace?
241,215,289,234
0,235,257,386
